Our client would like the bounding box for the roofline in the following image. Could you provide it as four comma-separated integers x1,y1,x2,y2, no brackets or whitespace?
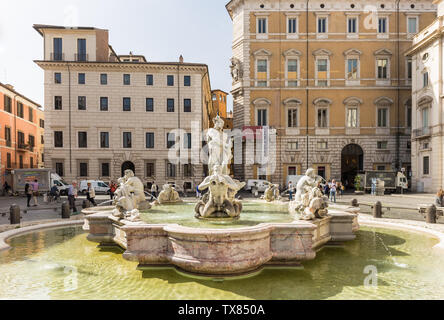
33,60,209,68
0,82,42,109
33,24,107,36
225,0,235,20
212,89,230,95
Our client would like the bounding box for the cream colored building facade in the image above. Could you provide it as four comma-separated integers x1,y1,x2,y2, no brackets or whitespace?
226,0,436,187
34,25,213,189
406,0,444,192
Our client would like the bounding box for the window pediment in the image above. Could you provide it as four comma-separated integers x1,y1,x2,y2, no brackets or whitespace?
283,49,302,57
344,49,362,57
252,98,271,106
283,98,302,105
374,96,394,106
418,95,433,107
253,49,272,57
312,49,332,57
313,97,332,106
343,97,363,105
374,48,392,56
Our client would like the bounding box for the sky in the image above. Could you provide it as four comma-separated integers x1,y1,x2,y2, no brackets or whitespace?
0,0,234,110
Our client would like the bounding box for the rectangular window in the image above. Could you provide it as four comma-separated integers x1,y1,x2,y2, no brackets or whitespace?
123,74,130,85
287,108,298,128
183,164,192,177
407,107,412,128
377,59,388,79
423,156,430,175
422,107,429,129
288,18,297,33
78,132,87,148
378,108,388,127
257,109,267,126
287,59,298,86
17,102,24,118
407,60,412,80
257,59,267,87
79,162,88,177
184,75,191,86
123,132,132,148
167,132,175,148
28,107,33,122
184,99,191,112
167,75,174,86
6,153,11,168
28,135,35,148
4,95,12,113
54,131,63,148
377,141,388,149
17,131,25,148
184,133,191,149
100,73,107,85
53,38,63,60
100,132,109,148
347,108,358,127
101,163,110,177
347,59,358,79
5,127,11,146
146,74,153,85
41,134,44,144
167,99,175,112
348,17,357,33
78,73,85,84
146,132,154,148
257,59,267,72
55,162,64,176
258,18,267,34
408,17,418,34
288,166,297,175
100,97,108,111
377,165,386,171
39,119,45,128
287,141,298,150
146,162,155,177
54,96,62,110
423,72,429,88
30,157,34,168
54,72,61,84
123,97,131,111
146,98,154,112
77,39,86,61
317,109,328,127
317,141,328,149
167,163,176,177
19,155,23,169
318,17,327,33
78,96,86,110
378,17,387,33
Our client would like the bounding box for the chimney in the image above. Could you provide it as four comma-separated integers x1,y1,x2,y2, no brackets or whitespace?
179,55,184,63
5,84,14,90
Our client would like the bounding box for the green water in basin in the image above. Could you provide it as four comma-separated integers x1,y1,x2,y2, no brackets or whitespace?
140,201,293,228
1,225,444,299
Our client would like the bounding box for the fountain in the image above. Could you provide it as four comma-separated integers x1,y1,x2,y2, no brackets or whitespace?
83,116,359,277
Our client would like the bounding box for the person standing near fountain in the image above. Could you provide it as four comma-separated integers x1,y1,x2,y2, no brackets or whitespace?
30,179,39,206
288,181,294,201
151,183,157,201
68,181,78,213
86,182,97,206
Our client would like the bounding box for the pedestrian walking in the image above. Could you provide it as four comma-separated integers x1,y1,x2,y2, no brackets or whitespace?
109,181,117,200
329,179,337,203
371,177,377,196
196,185,201,198
3,181,11,196
30,179,39,206
323,180,330,196
435,189,444,207
151,183,157,201
288,181,294,201
25,183,32,207
86,182,97,206
68,181,78,213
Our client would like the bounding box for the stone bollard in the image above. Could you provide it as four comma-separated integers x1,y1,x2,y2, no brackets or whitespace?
350,199,359,207
372,201,383,218
82,200,91,209
9,204,21,224
61,201,70,219
426,204,437,224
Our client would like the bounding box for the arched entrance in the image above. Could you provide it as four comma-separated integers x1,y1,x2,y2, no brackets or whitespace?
121,161,135,176
341,144,363,189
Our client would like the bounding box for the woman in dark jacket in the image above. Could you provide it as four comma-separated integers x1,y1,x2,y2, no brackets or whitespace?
25,183,32,207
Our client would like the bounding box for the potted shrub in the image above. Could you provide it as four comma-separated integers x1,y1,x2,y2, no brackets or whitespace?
354,175,364,195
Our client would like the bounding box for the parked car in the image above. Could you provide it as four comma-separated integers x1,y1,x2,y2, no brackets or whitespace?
245,179,270,193
79,180,110,195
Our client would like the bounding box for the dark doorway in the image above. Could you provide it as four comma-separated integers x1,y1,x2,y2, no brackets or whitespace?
341,144,363,189
121,161,135,176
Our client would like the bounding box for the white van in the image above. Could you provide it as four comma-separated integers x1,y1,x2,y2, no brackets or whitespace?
51,173,71,195
79,180,110,195
245,179,270,193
